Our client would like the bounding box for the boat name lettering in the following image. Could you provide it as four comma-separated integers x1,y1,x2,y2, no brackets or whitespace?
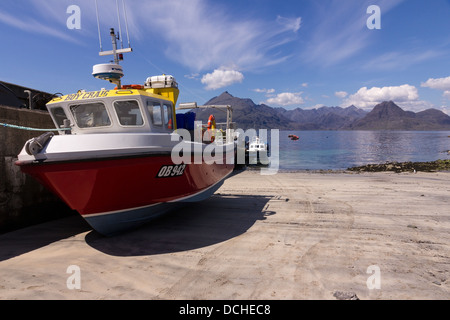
157,164,186,178
64,90,109,101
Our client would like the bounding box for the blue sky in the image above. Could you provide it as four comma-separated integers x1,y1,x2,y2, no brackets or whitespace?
1,0,450,113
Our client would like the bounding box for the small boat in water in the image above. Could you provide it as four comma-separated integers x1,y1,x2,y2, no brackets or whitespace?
246,136,270,166
288,134,299,140
15,28,236,235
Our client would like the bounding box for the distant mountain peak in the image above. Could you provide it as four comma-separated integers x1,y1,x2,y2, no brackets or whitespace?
213,91,235,101
350,100,450,130
369,100,408,118
194,94,450,130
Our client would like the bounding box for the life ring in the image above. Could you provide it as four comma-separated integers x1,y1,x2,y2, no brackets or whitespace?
207,114,216,142
207,114,216,130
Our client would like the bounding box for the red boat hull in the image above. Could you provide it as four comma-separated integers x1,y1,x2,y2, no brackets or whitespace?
19,155,234,235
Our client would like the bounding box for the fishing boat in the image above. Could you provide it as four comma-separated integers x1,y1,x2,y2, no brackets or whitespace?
15,27,236,235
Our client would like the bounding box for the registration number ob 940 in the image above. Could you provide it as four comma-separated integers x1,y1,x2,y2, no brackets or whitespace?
156,164,187,178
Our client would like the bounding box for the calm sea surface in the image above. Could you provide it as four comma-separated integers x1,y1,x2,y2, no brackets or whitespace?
263,131,450,171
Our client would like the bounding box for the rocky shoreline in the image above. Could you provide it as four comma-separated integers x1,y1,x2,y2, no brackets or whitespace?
348,159,450,173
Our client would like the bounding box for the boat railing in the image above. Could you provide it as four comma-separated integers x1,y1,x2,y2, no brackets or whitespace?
195,122,236,144
177,102,236,144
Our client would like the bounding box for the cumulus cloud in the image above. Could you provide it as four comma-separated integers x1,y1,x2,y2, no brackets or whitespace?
421,76,450,99
343,85,419,109
421,76,450,90
201,68,244,90
265,92,304,106
335,91,348,99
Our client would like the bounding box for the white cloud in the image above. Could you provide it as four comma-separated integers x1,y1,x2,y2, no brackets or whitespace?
396,100,436,113
0,8,82,44
253,88,275,94
421,76,450,99
13,0,301,72
335,91,348,98
265,92,304,106
184,73,200,80
304,104,326,110
276,16,301,33
343,84,419,109
201,68,244,90
439,106,450,115
129,0,301,72
301,0,404,66
301,83,308,88
364,50,443,71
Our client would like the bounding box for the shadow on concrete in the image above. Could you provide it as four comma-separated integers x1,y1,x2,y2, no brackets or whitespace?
0,213,91,262
85,194,274,257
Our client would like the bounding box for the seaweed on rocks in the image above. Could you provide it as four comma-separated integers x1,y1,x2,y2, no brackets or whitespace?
347,159,450,173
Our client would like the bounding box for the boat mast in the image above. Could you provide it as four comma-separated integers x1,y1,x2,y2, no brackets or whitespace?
110,28,120,65
93,0,132,89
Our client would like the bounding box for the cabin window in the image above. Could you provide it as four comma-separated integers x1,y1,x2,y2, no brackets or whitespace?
49,106,68,129
163,103,173,129
148,101,163,126
114,100,144,126
70,102,111,128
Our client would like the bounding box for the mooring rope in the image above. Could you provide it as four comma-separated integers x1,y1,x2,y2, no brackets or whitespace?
0,122,70,132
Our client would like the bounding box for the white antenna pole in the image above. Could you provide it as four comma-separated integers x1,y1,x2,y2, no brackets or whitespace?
122,0,131,48
116,0,124,49
95,0,103,51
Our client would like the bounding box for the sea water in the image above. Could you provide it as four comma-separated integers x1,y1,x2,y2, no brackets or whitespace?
266,131,450,171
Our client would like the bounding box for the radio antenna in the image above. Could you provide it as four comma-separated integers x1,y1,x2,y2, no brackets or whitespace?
122,0,131,48
92,1,133,89
95,0,103,51
116,0,124,49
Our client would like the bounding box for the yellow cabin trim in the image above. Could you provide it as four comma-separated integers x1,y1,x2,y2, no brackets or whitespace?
145,87,179,107
47,87,180,130
48,87,179,106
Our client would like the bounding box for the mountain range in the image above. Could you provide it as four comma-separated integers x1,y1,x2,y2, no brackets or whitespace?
192,92,450,131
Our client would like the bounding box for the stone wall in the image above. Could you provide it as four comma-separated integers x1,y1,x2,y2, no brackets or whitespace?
0,105,74,233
